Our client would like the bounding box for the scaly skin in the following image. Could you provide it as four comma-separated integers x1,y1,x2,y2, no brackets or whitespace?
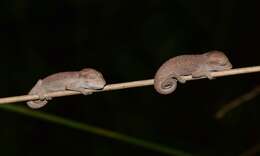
27,68,106,109
154,50,232,94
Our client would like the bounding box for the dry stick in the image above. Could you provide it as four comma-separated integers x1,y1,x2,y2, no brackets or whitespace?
0,66,260,104
215,85,260,119
240,144,260,156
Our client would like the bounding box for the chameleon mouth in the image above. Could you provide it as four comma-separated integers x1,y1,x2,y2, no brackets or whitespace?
225,62,233,69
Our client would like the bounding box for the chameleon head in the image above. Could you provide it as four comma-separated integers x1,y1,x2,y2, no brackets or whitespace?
204,50,233,71
79,68,106,89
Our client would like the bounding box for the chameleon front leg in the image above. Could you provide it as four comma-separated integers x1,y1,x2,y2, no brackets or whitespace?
66,82,93,95
192,68,214,80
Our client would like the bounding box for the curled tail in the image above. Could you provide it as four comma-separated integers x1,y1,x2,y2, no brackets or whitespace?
154,76,177,95
27,100,48,109
27,79,48,109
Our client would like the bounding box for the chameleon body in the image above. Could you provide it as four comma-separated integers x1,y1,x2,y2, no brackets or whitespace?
27,68,106,109
154,51,232,94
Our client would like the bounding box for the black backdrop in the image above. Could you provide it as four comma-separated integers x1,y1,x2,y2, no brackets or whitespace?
0,0,260,155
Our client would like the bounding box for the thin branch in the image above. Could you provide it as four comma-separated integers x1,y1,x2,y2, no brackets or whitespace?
240,144,260,156
0,66,260,104
215,85,260,119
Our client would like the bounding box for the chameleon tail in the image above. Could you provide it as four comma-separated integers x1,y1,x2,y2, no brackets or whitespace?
27,100,48,109
154,76,177,95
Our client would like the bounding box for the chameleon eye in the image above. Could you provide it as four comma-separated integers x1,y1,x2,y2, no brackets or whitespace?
219,58,228,65
208,55,227,65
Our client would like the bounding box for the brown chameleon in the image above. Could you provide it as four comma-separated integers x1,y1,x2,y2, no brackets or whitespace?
154,50,232,94
27,68,106,109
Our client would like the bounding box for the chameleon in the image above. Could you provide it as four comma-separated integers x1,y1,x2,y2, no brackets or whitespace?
154,50,232,94
27,68,106,109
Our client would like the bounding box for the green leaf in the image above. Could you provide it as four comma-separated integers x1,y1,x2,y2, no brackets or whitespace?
0,104,192,156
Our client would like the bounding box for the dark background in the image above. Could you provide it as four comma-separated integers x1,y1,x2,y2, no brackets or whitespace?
0,0,260,155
